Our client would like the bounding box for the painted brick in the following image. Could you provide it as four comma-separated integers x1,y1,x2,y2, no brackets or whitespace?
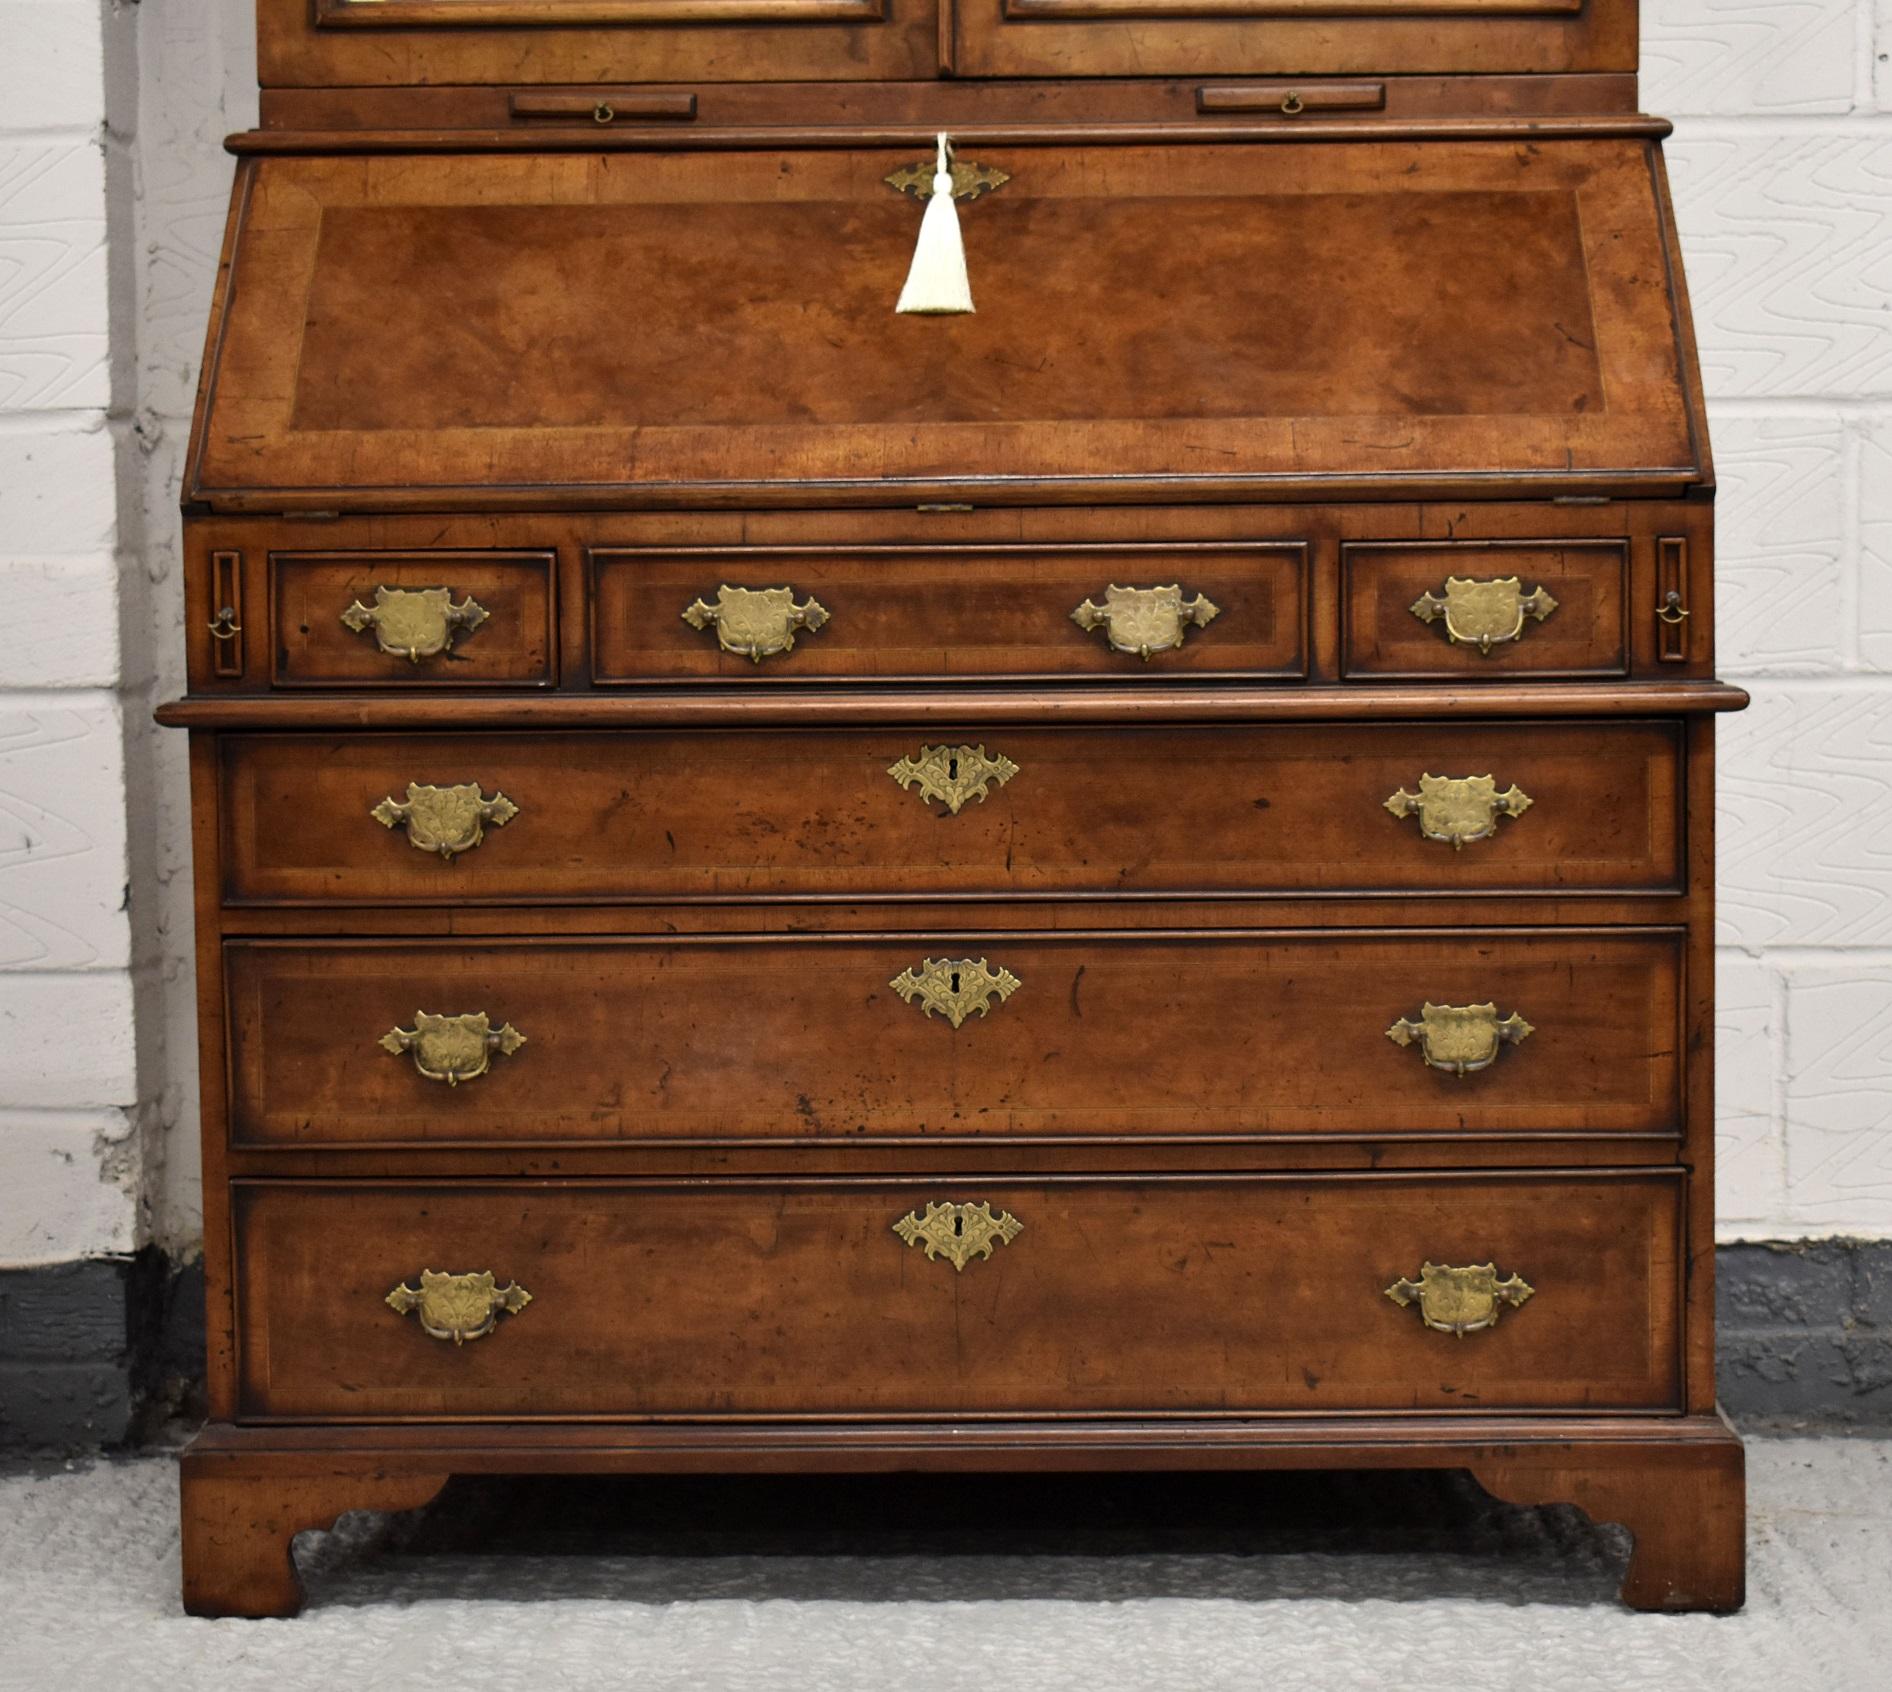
0,1111,136,1266
1642,0,1859,116
1667,133,1892,398
1712,415,1845,675
1859,419,1892,672
0,556,119,688
0,700,131,971
1716,953,1785,1231
0,1359,131,1446
0,3,107,136
0,143,110,413
0,421,118,553
1783,966,1892,1230
0,970,136,1108
0,1258,127,1357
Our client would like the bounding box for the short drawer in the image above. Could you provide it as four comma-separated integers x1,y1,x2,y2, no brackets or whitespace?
223,929,1684,1146
1343,540,1629,679
231,1172,1685,1420
270,550,556,687
589,544,1305,682
219,720,1684,904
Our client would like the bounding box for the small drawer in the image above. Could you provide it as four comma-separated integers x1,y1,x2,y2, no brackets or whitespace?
589,544,1306,683
270,550,556,687
1343,540,1629,679
231,1172,1684,1420
223,928,1684,1147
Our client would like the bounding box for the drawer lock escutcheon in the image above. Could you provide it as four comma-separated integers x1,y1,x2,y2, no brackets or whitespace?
341,584,490,663
893,1201,1023,1273
1408,576,1558,654
889,957,1021,1029
380,1011,526,1086
371,782,519,860
680,583,831,663
1386,1002,1532,1076
386,1270,532,1345
1071,584,1220,660
1385,1262,1534,1337
887,743,1020,814
1383,774,1532,850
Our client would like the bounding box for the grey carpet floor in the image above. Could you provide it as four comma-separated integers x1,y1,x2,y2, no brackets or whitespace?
2,1438,1886,1691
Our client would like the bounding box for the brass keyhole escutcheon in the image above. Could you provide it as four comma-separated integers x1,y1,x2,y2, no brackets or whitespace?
886,744,1019,815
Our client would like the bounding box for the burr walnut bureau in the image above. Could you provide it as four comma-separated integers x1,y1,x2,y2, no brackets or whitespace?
162,0,1749,1616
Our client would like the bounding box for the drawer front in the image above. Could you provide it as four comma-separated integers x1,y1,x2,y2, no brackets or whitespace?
224,930,1683,1146
232,1173,1684,1420
219,721,1683,904
1342,540,1629,679
590,545,1305,682
270,551,556,687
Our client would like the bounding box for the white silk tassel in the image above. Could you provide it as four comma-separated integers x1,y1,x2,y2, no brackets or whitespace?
895,132,974,316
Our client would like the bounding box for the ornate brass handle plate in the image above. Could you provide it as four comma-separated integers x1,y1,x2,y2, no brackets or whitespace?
1071,583,1220,660
893,1201,1023,1272
1384,774,1532,850
1387,1002,1532,1076
341,584,490,663
889,957,1021,1029
887,743,1019,815
1385,1262,1534,1337
1408,576,1558,654
386,1270,532,1345
380,1011,526,1086
371,782,519,860
680,583,831,663
884,157,1010,202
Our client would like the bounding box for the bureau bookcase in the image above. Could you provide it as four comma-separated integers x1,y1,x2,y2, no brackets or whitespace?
162,0,1748,1615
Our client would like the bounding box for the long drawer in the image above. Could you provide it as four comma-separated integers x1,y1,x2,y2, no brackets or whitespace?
231,1173,1685,1420
223,929,1683,1146
218,721,1684,903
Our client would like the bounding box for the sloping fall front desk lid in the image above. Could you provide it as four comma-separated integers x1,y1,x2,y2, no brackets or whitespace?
188,139,1705,512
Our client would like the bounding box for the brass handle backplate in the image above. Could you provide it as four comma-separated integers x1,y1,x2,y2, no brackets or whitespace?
372,782,519,859
380,1011,525,1086
887,743,1019,815
341,584,490,663
1385,1262,1534,1337
893,1200,1023,1272
1384,774,1532,850
1408,575,1558,654
1071,583,1220,660
1387,1001,1532,1076
681,583,831,663
884,155,1010,202
889,957,1020,1029
386,1270,532,1345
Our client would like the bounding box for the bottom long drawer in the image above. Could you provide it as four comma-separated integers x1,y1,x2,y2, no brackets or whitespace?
233,1173,1684,1421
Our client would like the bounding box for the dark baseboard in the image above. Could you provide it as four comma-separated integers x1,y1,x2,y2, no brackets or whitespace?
4,1242,1887,1450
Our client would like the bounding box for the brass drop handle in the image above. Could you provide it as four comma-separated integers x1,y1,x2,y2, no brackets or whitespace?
371,782,519,860
380,1011,525,1086
386,1270,532,1345
1385,1262,1534,1337
889,957,1021,1029
207,606,242,640
1657,590,1691,626
893,1201,1022,1272
593,101,615,124
1409,576,1558,654
887,744,1019,814
1280,90,1304,115
1384,774,1532,849
680,583,831,663
1071,584,1221,660
341,585,490,663
1386,1002,1532,1076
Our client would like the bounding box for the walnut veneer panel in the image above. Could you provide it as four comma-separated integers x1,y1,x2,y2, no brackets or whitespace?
231,1173,1683,1419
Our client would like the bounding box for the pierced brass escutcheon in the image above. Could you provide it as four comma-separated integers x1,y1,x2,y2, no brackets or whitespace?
340,584,490,663
887,743,1020,815
1387,1002,1532,1076
1383,774,1532,850
680,584,831,664
884,157,1011,202
1408,576,1558,654
386,1270,532,1345
889,957,1021,1029
379,1011,526,1086
893,1200,1023,1273
371,782,519,860
1385,1262,1534,1337
1071,584,1221,661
